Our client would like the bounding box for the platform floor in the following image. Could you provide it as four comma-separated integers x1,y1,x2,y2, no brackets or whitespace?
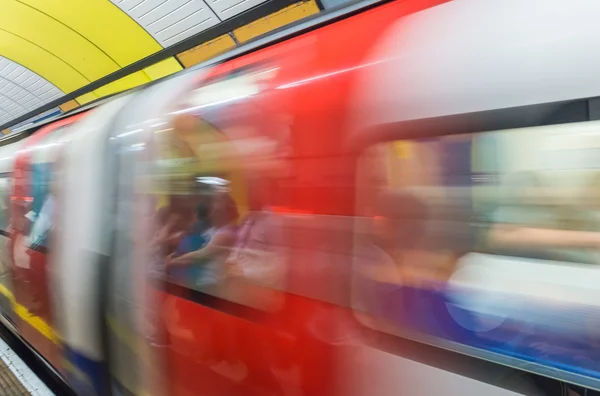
0,335,53,395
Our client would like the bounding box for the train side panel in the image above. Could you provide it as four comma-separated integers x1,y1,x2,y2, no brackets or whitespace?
348,0,600,393
130,1,452,396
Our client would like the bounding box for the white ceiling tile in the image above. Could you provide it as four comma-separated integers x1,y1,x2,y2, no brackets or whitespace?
138,0,192,25
144,0,216,33
3,86,18,98
7,69,26,82
39,90,58,101
200,0,263,20
30,80,46,92
1,63,17,77
12,90,27,101
129,0,169,19
20,74,37,89
156,9,218,45
0,57,65,127
121,0,147,11
21,93,36,103
13,71,34,86
114,0,219,47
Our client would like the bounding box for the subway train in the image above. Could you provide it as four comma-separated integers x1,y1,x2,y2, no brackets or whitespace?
1,0,600,395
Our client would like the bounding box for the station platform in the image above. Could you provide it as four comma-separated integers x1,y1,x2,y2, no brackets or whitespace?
0,335,53,396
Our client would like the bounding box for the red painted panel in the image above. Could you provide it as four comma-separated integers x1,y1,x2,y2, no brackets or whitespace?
154,1,449,395
10,113,87,371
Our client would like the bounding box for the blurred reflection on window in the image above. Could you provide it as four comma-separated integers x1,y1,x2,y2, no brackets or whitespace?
0,175,9,274
0,176,9,233
155,102,287,312
353,125,600,334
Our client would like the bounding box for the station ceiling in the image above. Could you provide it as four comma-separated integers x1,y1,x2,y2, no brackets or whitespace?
0,0,320,133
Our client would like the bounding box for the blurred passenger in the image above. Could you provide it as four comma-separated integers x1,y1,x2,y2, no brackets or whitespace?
167,193,244,381
170,201,213,258
167,201,214,284
152,209,189,256
581,172,600,234
487,172,599,263
354,189,429,323
28,191,54,251
168,193,238,289
227,178,283,293
224,178,291,392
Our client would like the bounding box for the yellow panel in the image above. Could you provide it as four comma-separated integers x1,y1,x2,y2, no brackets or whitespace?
19,0,163,67
177,35,237,68
0,30,88,93
143,57,183,80
1,129,10,135
93,71,150,98
0,0,119,81
76,92,98,105
233,1,320,43
59,100,79,113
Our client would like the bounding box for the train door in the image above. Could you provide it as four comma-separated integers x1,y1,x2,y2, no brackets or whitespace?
104,72,199,396
0,140,25,328
146,63,294,396
10,117,81,371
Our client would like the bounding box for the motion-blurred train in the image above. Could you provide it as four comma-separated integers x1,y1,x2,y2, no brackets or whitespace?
1,0,600,395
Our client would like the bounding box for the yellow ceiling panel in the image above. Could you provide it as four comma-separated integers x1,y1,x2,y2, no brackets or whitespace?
143,58,183,80
0,29,88,93
17,0,163,67
0,0,120,81
233,1,320,43
177,34,237,68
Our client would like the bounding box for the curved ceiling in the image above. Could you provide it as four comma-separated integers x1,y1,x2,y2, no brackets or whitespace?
0,0,184,111
0,0,322,132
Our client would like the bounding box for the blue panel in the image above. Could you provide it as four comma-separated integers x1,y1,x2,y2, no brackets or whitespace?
63,345,109,396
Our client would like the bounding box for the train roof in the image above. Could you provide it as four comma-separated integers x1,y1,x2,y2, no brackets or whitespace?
355,0,600,141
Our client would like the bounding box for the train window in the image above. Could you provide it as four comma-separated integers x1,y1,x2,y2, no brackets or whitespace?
25,128,66,252
0,174,10,277
0,174,10,233
152,66,288,313
9,126,67,266
353,120,600,382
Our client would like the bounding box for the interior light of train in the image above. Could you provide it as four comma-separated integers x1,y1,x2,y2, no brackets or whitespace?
19,142,61,153
171,73,264,116
128,143,146,151
171,93,253,116
116,128,144,139
252,66,280,79
195,176,229,185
